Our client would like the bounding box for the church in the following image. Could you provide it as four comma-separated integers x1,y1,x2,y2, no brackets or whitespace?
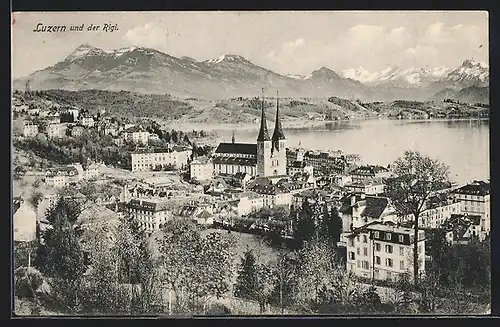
213,90,287,178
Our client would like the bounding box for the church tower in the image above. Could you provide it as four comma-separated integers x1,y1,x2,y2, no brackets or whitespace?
256,88,272,177
271,90,287,176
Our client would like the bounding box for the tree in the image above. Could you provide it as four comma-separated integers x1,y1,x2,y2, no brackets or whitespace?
392,273,414,314
234,249,258,299
185,231,236,313
319,205,342,246
293,200,316,246
385,150,449,285
34,203,87,311
157,219,235,314
269,254,298,313
29,191,44,210
359,285,383,313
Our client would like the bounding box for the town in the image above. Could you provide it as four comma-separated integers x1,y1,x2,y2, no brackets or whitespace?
12,89,490,316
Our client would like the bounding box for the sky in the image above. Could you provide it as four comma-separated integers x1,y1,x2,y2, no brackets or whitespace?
12,11,489,78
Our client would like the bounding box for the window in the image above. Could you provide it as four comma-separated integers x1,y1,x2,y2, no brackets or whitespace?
348,252,355,260
399,246,404,256
385,245,393,254
386,258,393,267
363,247,368,256
348,238,355,247
362,261,370,269
385,233,391,241
400,260,405,270
375,256,381,265
357,260,360,268
363,235,368,243
375,243,381,251
356,248,360,255
374,231,380,238
418,245,422,254
356,236,360,242
398,235,404,242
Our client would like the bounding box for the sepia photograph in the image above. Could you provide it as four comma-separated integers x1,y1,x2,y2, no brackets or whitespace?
11,11,490,317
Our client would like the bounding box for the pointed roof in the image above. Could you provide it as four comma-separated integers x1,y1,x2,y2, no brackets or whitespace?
272,90,286,142
257,88,270,142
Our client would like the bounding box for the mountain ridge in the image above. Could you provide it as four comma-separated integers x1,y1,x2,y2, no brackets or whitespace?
13,44,489,102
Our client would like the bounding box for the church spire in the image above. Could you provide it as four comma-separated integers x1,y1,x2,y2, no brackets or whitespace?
272,90,286,146
231,130,235,143
257,88,270,142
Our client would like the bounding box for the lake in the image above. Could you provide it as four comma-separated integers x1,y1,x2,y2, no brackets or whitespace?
213,119,490,185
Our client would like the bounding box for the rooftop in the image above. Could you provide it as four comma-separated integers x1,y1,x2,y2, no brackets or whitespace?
214,143,257,156
452,180,490,196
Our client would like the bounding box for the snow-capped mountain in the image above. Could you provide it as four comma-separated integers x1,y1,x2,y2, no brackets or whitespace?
342,66,452,88
443,59,489,87
13,44,489,102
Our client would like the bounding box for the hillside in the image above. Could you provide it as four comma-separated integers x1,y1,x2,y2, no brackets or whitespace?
13,44,489,102
13,90,378,124
431,86,489,104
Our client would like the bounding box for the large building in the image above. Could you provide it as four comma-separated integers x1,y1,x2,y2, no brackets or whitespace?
190,155,214,181
23,122,39,137
126,198,174,236
451,180,490,240
346,222,426,282
213,90,287,178
131,147,192,172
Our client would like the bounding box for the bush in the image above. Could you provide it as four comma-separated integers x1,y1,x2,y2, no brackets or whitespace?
206,302,232,316
14,267,44,299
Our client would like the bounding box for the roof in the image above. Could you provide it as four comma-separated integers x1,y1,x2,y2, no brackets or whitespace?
196,210,213,219
291,161,307,168
339,193,390,219
252,183,290,195
347,177,384,187
350,165,389,176
348,221,415,237
452,180,490,196
257,102,271,142
212,156,257,167
45,166,79,177
77,204,119,226
179,205,199,217
191,155,211,165
214,143,257,156
124,125,147,133
127,199,173,212
272,96,286,142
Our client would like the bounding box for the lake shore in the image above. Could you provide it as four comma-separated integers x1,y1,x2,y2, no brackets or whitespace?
163,116,489,132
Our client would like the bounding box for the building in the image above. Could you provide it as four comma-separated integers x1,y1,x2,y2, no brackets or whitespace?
256,90,287,177
68,162,100,181
23,122,39,137
349,165,391,182
346,222,426,282
70,125,87,138
442,213,483,244
451,180,490,240
339,193,397,245
345,177,385,195
212,143,258,176
190,156,214,181
251,182,292,209
298,151,352,175
80,115,95,127
231,191,266,216
126,198,174,236
213,90,287,178
103,124,119,137
46,122,66,139
13,198,37,242
123,125,150,145
287,161,314,177
401,194,461,229
76,203,120,234
44,166,80,187
131,147,192,172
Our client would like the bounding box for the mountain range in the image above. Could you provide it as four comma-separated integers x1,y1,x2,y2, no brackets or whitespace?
13,44,489,103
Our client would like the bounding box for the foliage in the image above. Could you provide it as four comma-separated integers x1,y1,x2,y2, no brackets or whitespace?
392,273,414,314
14,267,44,299
234,250,258,300
157,219,235,314
385,150,449,284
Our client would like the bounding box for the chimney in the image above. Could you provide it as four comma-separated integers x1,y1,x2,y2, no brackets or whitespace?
350,195,356,206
